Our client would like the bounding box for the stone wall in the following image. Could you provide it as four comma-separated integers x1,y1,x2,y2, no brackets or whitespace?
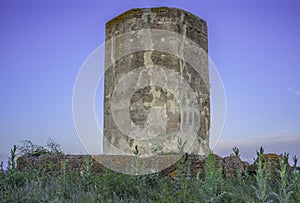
104,7,210,156
16,153,252,178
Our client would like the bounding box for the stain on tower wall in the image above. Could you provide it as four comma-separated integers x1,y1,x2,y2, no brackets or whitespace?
104,7,210,156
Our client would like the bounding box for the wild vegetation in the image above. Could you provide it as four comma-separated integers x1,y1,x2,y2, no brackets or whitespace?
0,140,299,202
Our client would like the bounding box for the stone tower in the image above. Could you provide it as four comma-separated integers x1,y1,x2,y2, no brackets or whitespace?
103,7,210,156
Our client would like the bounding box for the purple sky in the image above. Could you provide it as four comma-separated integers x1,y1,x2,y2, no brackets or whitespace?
1,0,300,165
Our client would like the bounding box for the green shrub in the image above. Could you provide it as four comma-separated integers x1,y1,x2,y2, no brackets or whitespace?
7,145,17,170
252,146,272,203
17,139,63,157
230,146,240,158
203,151,225,202
1,142,300,202
271,154,293,203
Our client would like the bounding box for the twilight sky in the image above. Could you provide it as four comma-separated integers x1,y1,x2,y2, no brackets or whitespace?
1,0,300,165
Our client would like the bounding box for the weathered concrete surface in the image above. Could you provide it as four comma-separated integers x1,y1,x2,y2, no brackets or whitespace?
104,7,210,156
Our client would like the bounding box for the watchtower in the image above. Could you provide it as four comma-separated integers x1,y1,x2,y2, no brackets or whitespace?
103,7,210,156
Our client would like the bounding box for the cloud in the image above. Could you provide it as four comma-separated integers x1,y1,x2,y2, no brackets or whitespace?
287,86,300,96
287,86,294,92
214,132,300,165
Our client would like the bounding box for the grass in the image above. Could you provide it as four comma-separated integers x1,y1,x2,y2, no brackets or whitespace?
0,143,299,202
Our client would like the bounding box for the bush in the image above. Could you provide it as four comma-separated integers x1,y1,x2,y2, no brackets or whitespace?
17,139,63,156
1,143,300,202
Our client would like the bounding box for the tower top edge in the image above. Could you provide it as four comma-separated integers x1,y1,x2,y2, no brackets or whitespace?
106,7,207,30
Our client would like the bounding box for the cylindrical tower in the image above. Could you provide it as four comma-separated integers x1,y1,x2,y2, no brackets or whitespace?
104,7,210,156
